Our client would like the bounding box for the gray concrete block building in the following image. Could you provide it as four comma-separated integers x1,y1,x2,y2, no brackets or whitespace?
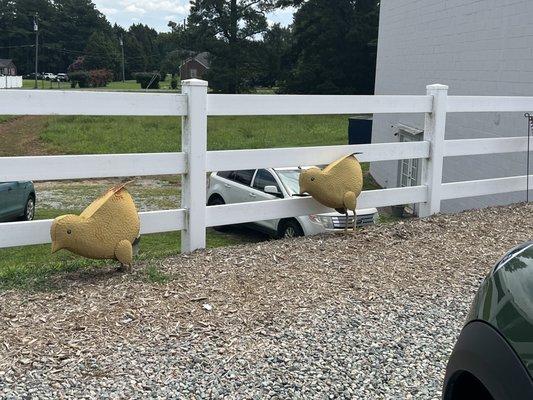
371,0,532,213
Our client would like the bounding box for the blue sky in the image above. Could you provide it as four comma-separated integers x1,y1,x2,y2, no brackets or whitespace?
93,0,295,32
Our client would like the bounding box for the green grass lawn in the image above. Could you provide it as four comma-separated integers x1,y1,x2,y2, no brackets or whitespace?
0,116,14,123
40,115,350,154
23,79,75,90
22,77,177,91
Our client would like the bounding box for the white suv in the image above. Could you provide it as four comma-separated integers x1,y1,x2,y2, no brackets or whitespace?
207,168,379,238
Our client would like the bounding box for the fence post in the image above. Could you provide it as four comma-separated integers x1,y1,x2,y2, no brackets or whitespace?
181,79,208,253
418,84,448,218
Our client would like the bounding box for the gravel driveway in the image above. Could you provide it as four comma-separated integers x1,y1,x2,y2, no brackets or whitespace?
1,203,531,399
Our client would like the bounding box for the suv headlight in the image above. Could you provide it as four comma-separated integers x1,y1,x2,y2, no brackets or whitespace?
309,215,334,229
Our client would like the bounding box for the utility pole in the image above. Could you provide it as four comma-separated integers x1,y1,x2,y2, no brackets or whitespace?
33,13,39,89
120,36,125,82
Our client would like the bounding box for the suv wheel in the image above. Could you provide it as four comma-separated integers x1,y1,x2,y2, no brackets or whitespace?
207,195,229,232
279,220,304,239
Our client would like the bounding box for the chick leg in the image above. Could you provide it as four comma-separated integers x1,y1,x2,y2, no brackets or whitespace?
115,240,133,272
343,191,358,233
344,209,349,234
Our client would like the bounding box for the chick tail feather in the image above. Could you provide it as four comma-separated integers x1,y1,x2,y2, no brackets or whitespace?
109,179,136,195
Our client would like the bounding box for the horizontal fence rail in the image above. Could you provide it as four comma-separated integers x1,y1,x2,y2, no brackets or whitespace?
0,80,531,252
208,94,433,115
0,186,427,248
0,210,187,248
206,186,427,227
445,137,533,157
2,90,189,116
448,96,533,113
441,175,533,200
0,153,187,182
207,142,430,171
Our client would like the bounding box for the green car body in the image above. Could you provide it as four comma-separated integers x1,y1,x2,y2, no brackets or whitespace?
469,242,533,373
443,241,533,400
0,181,36,222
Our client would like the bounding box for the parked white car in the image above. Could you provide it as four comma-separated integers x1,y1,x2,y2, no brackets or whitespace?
43,72,56,81
207,168,379,238
56,73,69,82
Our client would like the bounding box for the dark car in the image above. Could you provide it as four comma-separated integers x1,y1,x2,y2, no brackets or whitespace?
0,182,36,222
56,73,69,82
23,72,43,80
443,241,533,399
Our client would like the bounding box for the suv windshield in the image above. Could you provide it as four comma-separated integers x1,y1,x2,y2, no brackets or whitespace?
276,169,300,196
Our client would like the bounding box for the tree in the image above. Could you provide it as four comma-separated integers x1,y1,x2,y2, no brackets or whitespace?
281,0,379,94
0,0,113,74
188,0,278,93
53,0,111,69
256,23,293,87
83,31,119,72
128,24,160,71
0,0,56,73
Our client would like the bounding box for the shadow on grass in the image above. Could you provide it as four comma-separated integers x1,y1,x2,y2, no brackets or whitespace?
0,225,268,292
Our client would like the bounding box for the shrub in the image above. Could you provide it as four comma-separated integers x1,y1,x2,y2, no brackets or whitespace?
68,56,86,72
171,78,178,90
68,71,90,88
134,72,161,89
89,69,113,87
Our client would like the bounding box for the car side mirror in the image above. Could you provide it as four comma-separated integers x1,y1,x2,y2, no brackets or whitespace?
264,186,281,196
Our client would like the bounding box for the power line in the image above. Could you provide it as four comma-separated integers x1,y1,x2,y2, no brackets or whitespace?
0,44,35,49
0,43,152,61
40,44,159,61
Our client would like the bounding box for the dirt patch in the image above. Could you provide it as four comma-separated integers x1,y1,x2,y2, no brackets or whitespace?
34,178,181,212
0,116,50,156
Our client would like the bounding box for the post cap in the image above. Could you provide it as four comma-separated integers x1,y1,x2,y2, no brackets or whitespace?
426,83,449,91
181,79,208,87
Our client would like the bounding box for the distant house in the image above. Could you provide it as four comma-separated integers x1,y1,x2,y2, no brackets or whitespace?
0,59,17,76
180,52,210,80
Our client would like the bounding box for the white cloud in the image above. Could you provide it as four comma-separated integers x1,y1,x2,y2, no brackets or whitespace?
95,0,293,32
100,7,118,15
120,0,190,14
125,4,146,14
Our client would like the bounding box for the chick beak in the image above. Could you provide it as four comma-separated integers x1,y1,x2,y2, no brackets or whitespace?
51,241,62,254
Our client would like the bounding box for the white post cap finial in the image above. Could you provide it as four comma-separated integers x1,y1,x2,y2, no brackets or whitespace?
426,83,449,91
182,79,208,87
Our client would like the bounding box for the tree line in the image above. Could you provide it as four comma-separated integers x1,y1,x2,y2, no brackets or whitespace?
0,0,379,94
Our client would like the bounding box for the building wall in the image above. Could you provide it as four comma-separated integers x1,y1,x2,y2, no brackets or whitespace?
180,59,208,80
0,63,16,76
372,0,533,213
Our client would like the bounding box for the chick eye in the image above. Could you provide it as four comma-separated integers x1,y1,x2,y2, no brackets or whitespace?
67,229,72,235
311,177,315,182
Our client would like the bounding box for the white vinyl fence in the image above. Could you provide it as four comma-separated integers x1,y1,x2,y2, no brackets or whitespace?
0,76,23,89
0,80,532,252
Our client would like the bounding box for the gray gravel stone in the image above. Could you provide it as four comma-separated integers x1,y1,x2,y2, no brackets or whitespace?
1,203,531,399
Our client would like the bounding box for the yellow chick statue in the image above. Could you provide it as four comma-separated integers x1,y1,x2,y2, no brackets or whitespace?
50,181,140,270
299,154,363,232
